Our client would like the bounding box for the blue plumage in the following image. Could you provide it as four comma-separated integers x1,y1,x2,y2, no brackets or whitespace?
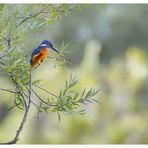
30,47,42,64
30,40,59,66
40,40,53,47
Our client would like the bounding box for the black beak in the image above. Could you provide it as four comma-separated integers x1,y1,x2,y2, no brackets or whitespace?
52,47,59,53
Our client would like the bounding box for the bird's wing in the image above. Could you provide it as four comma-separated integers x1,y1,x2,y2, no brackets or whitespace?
31,47,42,58
30,47,42,64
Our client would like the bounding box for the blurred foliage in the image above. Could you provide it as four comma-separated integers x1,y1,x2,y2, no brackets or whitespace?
0,4,148,144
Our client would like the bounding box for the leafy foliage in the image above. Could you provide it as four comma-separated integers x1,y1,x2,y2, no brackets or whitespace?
0,4,100,143
47,41,71,67
0,3,100,115
33,75,99,121
0,4,99,116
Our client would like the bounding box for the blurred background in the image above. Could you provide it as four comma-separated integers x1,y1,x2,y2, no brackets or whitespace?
0,4,148,144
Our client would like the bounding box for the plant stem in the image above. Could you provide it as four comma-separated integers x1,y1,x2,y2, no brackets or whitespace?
5,70,32,144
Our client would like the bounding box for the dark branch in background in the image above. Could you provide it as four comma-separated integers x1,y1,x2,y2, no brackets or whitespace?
16,4,73,29
0,37,12,60
0,19,12,60
7,37,11,48
16,5,48,28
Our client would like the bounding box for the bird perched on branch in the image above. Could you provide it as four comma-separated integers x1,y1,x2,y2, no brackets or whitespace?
30,40,59,68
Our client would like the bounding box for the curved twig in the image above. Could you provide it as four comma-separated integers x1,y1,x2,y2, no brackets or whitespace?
35,84,58,99
32,89,57,107
0,88,19,94
16,5,48,28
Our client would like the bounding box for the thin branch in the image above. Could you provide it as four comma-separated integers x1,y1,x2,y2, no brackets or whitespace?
7,70,32,144
36,102,42,120
0,60,6,66
35,84,58,99
32,89,57,107
31,100,42,108
0,88,19,94
16,5,48,28
23,85,57,107
0,37,13,60
0,34,8,41
25,50,33,58
10,74,27,108
0,21,8,34
8,104,16,111
47,56,71,66
0,53,7,60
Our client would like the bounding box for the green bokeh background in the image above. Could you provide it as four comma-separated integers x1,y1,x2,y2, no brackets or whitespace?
0,4,148,144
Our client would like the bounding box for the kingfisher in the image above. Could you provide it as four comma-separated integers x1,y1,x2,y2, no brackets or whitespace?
30,40,59,68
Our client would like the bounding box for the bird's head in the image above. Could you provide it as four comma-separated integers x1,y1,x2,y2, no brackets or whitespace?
40,40,59,53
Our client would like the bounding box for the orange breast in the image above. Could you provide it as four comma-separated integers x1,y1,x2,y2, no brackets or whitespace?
40,48,48,59
31,48,48,68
